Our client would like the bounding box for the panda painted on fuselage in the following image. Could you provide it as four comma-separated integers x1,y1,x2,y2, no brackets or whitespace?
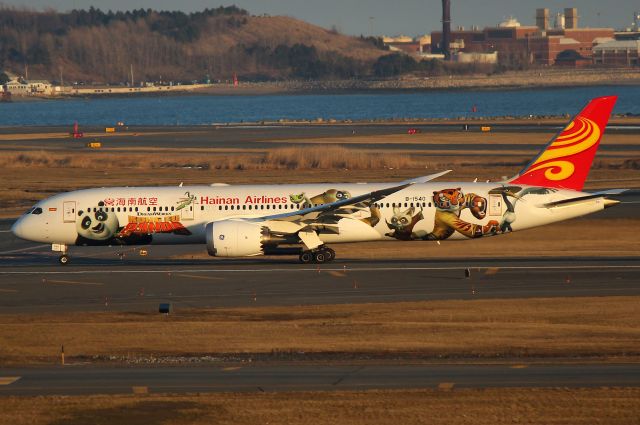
75,207,119,245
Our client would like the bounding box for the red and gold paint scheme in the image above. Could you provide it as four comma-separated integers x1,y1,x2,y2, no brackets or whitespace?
511,96,617,191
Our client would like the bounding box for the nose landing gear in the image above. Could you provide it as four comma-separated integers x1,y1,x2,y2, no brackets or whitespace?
52,243,70,265
299,246,335,264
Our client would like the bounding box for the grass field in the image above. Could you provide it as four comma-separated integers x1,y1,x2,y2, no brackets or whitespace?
1,296,639,365
1,388,639,425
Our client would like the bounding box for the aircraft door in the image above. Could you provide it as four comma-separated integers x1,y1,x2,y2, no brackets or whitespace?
181,204,194,221
63,201,76,222
489,195,502,216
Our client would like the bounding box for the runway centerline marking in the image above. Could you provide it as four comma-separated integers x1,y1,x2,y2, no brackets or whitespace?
2,265,640,276
0,377,20,385
174,274,225,281
44,279,104,286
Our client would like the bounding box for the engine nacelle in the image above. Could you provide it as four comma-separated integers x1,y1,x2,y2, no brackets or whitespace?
206,220,265,257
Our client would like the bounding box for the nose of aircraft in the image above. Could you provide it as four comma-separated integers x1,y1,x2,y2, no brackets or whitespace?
11,217,27,240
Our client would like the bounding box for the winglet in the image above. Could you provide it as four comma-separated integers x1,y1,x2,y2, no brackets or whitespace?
510,96,617,191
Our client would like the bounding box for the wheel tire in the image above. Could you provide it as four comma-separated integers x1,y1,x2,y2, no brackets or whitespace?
59,254,69,265
299,251,313,264
313,251,327,264
324,248,336,262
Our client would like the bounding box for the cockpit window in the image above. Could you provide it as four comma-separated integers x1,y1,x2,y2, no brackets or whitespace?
25,207,36,215
32,207,43,215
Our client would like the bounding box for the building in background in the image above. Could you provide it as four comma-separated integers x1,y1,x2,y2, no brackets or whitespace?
429,7,615,66
593,40,640,66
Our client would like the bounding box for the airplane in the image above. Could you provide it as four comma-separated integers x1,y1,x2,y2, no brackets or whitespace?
11,95,624,265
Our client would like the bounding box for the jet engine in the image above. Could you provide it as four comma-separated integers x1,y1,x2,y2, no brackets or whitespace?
205,220,267,257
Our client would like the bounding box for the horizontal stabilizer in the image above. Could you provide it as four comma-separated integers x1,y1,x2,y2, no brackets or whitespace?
543,189,627,208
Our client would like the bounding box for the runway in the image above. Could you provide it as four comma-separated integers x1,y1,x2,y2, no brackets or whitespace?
1,363,639,396
2,123,639,154
1,252,639,313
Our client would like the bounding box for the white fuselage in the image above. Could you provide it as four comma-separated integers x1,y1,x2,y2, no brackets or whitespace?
12,181,607,252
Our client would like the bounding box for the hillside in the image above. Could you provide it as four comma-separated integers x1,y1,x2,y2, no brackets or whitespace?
0,6,386,83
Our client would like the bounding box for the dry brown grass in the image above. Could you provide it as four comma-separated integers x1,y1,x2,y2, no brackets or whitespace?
1,388,639,425
0,146,423,171
1,296,639,365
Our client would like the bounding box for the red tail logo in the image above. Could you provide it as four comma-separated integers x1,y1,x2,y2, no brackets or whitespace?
511,96,617,191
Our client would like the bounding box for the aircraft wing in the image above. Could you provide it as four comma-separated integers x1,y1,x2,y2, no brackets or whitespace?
398,170,451,184
245,182,413,225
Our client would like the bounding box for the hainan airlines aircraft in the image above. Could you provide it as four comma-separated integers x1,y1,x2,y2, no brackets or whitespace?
12,96,624,265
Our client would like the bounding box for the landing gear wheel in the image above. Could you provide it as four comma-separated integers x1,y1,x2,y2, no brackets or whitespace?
299,251,313,264
59,254,69,265
313,251,327,264
323,247,335,262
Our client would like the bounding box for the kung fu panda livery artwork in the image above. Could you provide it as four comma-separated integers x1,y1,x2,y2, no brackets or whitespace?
75,207,121,245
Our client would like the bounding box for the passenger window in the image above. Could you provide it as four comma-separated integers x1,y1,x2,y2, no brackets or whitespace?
117,207,120,212
201,206,204,211
135,207,138,212
147,207,150,212
266,205,270,209
224,205,228,210
242,205,246,210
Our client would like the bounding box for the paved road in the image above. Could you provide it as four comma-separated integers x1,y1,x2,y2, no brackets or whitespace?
0,363,639,395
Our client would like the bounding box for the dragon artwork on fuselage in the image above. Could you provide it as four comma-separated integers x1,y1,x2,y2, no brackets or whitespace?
75,199,193,246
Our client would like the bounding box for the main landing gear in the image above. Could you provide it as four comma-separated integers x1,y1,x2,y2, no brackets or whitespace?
299,246,335,264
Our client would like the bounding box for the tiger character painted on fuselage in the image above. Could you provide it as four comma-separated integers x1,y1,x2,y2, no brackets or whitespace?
426,188,499,240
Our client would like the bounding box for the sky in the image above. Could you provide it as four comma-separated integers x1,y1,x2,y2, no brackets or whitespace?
3,0,638,36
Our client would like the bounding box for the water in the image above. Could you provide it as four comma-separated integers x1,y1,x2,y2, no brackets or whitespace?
0,85,638,126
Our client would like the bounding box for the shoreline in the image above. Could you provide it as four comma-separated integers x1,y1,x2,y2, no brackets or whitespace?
4,68,640,101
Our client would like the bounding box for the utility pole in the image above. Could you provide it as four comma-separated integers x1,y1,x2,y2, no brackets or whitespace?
130,64,134,87
368,16,375,36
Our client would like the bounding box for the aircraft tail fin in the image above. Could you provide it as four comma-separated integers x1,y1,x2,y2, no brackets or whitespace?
509,96,617,191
